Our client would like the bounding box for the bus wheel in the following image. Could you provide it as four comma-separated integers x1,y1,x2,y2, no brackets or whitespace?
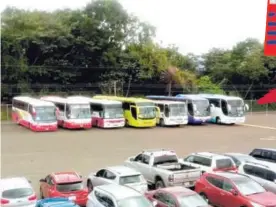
216,117,221,124
125,120,129,127
160,119,165,127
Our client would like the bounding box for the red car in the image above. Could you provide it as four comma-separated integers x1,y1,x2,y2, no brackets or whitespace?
195,171,276,207
145,186,211,207
39,172,88,206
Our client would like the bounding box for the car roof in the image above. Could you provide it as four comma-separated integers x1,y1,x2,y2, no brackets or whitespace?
0,177,32,192
224,153,252,157
95,184,141,200
51,172,82,184
161,186,195,196
243,160,276,171
192,152,230,159
210,172,248,180
252,148,276,152
106,166,141,176
142,149,177,157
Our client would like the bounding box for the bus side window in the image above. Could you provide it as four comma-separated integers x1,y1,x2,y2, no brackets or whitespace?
187,100,193,116
56,103,64,112
131,107,137,119
122,102,130,110
164,104,169,117
158,104,164,112
209,99,220,107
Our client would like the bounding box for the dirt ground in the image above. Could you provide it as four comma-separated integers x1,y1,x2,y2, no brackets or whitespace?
1,112,276,195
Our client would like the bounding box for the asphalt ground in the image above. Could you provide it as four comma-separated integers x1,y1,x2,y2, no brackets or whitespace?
1,112,276,196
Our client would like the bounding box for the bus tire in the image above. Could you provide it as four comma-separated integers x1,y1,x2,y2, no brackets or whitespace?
216,117,221,124
125,120,129,127
160,119,165,127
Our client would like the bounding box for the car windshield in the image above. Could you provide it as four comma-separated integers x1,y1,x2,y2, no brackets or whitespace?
169,103,187,116
69,104,91,119
118,196,153,207
153,155,178,165
233,178,266,196
138,106,156,119
34,106,56,123
104,105,124,119
2,188,33,199
119,175,143,185
216,158,235,169
192,100,210,116
56,182,84,192
178,194,208,207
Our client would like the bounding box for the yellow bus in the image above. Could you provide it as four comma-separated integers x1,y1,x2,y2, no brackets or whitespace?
93,95,159,127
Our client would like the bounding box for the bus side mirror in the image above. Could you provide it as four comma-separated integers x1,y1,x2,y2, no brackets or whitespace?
244,104,249,111
210,104,215,108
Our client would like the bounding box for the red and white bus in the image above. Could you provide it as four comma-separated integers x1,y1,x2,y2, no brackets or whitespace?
40,96,92,129
12,96,58,132
68,96,125,128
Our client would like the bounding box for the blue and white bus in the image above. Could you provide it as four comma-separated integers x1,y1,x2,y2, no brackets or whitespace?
198,94,249,125
146,95,211,124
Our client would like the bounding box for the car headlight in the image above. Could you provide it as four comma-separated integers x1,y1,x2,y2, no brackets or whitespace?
250,202,265,207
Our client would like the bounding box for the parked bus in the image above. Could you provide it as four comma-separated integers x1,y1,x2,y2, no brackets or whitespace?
12,96,58,132
198,94,249,124
40,96,92,129
93,95,159,128
68,96,125,128
146,95,211,124
148,100,188,126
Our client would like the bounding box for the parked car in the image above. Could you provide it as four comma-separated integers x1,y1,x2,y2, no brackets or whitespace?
39,172,88,206
86,183,156,207
36,197,80,207
223,152,256,167
195,171,276,207
145,186,210,207
180,152,237,173
0,177,37,206
249,148,276,163
124,149,202,189
87,165,148,193
238,159,276,193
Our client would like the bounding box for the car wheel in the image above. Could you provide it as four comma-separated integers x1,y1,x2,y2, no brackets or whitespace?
87,180,93,192
200,193,209,203
155,180,165,189
40,188,44,199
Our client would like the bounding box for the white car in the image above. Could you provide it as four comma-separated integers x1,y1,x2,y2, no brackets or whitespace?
86,184,156,207
87,165,148,193
0,177,37,207
180,152,237,173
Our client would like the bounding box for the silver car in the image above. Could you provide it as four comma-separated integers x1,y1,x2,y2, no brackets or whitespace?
0,177,37,207
87,166,148,193
86,184,156,207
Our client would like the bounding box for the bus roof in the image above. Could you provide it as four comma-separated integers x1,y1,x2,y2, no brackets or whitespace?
149,100,185,105
175,94,209,100
198,94,243,100
68,96,122,105
13,96,55,107
93,95,154,103
146,95,206,101
40,96,90,104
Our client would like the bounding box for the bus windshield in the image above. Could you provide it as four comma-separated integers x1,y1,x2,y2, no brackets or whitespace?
104,105,124,119
192,99,210,116
69,104,91,119
34,106,56,123
138,107,156,119
169,103,186,116
226,99,244,116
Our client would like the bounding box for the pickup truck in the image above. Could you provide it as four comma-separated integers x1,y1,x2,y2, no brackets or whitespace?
124,149,201,189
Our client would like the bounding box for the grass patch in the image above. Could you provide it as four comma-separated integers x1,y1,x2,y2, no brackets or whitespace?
1,105,12,121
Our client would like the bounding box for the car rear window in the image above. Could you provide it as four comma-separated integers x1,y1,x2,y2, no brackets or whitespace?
2,188,33,199
216,159,234,169
56,182,83,192
119,175,142,185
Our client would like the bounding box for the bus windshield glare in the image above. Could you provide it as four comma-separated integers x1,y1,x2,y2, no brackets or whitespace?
192,100,210,116
169,103,186,116
34,106,56,122
104,105,124,119
69,104,91,119
138,107,156,119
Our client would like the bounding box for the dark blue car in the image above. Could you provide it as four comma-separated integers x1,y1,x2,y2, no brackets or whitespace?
36,198,80,207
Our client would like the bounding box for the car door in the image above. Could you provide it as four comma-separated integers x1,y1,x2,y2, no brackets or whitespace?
204,176,223,206
220,179,242,207
92,169,116,187
133,154,152,181
152,191,170,207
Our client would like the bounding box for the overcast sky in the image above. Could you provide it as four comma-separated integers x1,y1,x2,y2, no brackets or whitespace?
1,0,268,54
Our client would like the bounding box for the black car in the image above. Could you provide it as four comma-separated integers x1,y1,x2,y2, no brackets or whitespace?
249,148,276,163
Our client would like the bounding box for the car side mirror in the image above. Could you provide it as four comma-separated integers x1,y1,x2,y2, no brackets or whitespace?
230,189,238,196
39,178,46,182
152,200,158,206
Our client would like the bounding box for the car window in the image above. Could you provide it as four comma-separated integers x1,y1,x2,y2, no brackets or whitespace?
56,181,83,192
165,194,177,207
2,188,33,199
96,169,106,177
222,180,234,192
253,166,267,179
94,191,115,207
206,176,223,189
142,155,150,164
216,158,234,169
266,170,276,181
228,156,240,166
153,192,167,204
45,175,54,185
243,164,254,175
184,155,194,162
104,170,116,180
134,154,143,162
194,156,211,167
250,149,262,158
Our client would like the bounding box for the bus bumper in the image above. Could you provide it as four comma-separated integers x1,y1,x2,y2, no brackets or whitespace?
63,121,92,129
30,123,58,132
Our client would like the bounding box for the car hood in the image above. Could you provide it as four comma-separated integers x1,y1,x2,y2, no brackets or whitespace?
247,191,276,206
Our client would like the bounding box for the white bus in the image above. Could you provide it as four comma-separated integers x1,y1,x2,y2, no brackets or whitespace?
150,100,188,126
40,96,92,129
199,94,249,124
68,96,125,128
12,96,58,132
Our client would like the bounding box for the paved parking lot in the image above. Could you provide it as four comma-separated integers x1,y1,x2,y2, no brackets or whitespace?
1,113,276,195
